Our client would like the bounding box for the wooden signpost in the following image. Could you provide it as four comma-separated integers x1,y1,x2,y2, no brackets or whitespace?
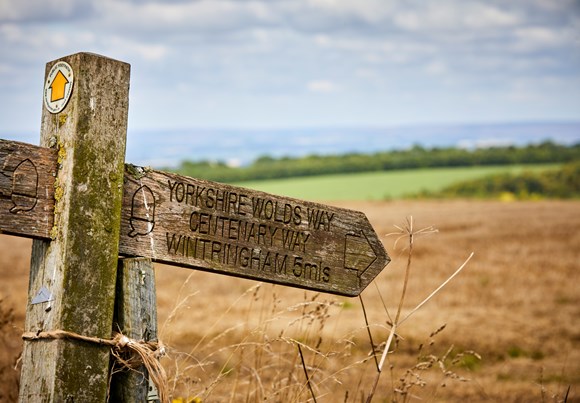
0,52,390,402
119,168,388,296
0,144,389,297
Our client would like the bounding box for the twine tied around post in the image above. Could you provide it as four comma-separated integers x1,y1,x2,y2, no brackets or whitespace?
22,330,168,403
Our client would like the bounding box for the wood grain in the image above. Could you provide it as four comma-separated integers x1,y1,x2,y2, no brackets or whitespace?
119,167,390,296
0,139,57,239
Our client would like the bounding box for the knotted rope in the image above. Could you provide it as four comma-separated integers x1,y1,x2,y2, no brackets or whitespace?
22,330,168,403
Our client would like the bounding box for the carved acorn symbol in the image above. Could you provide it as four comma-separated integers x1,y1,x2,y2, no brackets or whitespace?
10,159,38,213
129,185,156,237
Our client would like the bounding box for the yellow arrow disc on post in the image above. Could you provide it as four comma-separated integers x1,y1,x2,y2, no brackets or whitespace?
44,61,74,114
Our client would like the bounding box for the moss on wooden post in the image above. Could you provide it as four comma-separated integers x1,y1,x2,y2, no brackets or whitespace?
19,53,130,402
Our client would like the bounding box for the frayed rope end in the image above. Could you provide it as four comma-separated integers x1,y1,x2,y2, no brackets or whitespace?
23,329,169,403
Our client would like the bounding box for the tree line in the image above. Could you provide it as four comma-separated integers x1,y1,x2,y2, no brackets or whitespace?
413,161,580,200
172,141,580,183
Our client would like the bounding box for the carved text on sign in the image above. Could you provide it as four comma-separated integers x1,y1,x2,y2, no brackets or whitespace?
119,168,389,296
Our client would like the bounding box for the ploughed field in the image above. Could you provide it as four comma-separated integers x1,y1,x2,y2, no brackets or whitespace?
1,200,579,401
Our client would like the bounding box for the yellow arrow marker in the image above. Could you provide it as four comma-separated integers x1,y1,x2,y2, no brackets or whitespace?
44,61,74,114
50,70,69,102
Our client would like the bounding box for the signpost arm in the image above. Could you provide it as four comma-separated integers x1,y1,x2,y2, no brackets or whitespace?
110,257,160,402
19,53,130,402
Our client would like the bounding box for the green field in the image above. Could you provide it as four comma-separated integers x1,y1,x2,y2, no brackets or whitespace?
235,164,561,201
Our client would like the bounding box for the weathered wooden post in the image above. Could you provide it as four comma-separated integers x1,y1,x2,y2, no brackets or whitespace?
19,53,130,402
110,257,160,402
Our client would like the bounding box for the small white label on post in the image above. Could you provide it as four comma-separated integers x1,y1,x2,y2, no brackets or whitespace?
31,286,53,304
147,377,160,401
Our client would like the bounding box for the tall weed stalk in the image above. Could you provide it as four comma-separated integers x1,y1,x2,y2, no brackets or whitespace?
364,216,473,402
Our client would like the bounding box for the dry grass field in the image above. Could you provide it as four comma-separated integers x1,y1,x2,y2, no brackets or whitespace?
1,200,579,402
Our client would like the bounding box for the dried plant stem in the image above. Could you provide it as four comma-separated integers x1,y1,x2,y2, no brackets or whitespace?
368,252,473,403
398,252,474,328
359,295,379,371
297,343,318,403
365,216,473,403
394,219,414,325
378,323,398,373
365,323,397,403
378,252,473,374
366,217,421,402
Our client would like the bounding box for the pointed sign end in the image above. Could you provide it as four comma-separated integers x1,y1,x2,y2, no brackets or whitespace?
354,232,391,296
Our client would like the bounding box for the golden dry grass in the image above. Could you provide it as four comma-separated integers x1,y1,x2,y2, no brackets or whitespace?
1,200,579,402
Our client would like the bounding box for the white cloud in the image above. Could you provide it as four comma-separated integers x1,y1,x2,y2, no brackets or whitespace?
424,61,448,75
0,0,579,132
514,26,567,50
0,0,93,22
97,0,275,36
307,80,339,93
304,0,396,23
0,24,21,42
393,2,519,32
0,63,13,74
106,36,168,62
465,3,520,29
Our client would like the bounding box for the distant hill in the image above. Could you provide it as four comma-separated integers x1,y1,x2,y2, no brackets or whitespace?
171,141,580,183
120,121,580,168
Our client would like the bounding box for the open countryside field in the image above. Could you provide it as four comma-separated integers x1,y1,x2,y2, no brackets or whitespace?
237,164,562,200
1,199,579,402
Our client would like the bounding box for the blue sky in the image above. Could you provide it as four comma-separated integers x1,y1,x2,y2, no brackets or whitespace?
1,0,579,136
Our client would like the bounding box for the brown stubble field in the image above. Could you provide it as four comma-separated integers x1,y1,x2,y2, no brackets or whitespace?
1,200,579,402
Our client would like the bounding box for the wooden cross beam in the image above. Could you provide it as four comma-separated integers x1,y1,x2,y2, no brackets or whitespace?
1,139,389,297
